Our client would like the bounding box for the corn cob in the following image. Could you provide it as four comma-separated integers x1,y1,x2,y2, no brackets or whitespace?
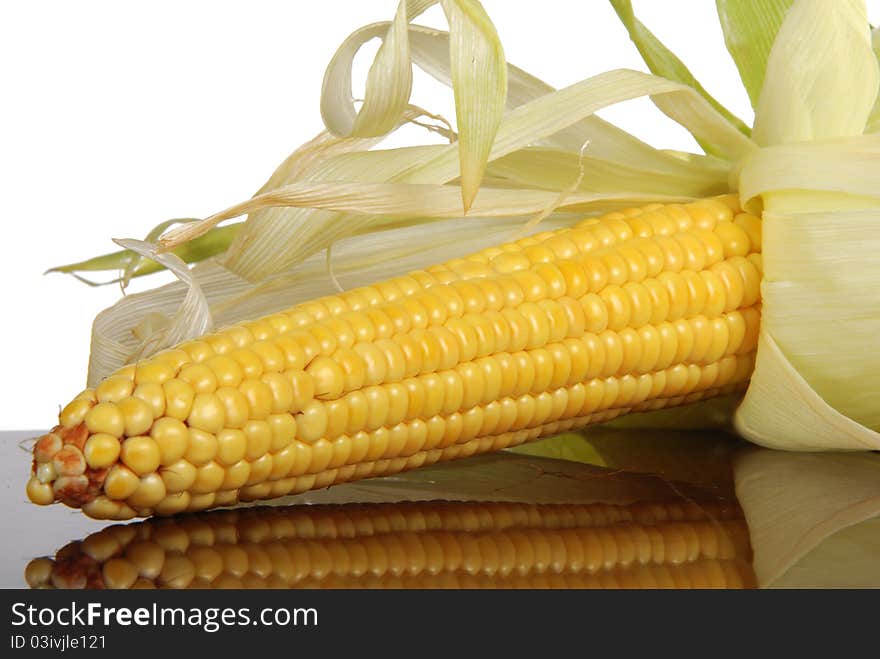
25,499,755,589
27,195,762,519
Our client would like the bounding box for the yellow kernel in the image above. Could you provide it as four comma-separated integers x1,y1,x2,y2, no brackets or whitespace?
385,382,409,427
332,347,367,392
83,433,121,469
260,372,294,413
155,348,191,371
246,453,274,484
502,308,530,353
306,356,346,399
153,494,190,516
445,318,479,368
243,420,273,460
539,299,569,343
147,417,188,465
104,465,140,500
85,402,125,437
185,428,218,467
252,340,286,372
558,297,585,338
26,476,54,505
178,363,217,394
296,401,327,443
116,396,154,437
618,328,643,376
160,460,197,493
673,318,695,363
530,348,554,393
714,220,751,258
513,270,548,302
187,492,217,512
95,375,135,404
132,383,166,418
353,343,389,387
286,369,315,411
440,371,465,416
134,361,175,386
209,387,245,429
636,325,662,373
266,413,297,452
509,352,533,397
705,317,731,364
159,379,195,425
712,260,745,312
222,460,251,490
598,285,631,332
187,392,226,434
324,399,349,439
205,355,244,388
120,436,161,476
600,331,624,376
240,379,273,420
363,385,390,431
273,335,306,371
230,348,265,379
724,312,747,356
181,340,214,363
325,317,358,348
491,252,530,274
658,272,689,320
305,438,333,474
623,282,653,328
270,445,298,478
332,390,363,436
203,331,235,354
683,271,709,317
344,432,369,465
216,429,248,465
304,324,336,356
547,343,572,389
734,212,762,251
676,233,708,272
59,398,93,428
192,462,225,494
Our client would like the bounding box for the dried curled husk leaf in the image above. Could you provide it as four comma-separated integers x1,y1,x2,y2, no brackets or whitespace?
170,66,750,281
319,0,506,209
90,239,212,381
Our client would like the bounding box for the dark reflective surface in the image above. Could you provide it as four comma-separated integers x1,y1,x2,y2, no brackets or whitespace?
5,428,879,588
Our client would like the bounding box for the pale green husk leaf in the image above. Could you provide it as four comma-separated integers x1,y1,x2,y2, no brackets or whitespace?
715,0,793,109
609,0,751,147
731,0,880,448
752,0,879,145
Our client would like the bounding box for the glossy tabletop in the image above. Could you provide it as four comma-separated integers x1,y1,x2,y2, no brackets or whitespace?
4,428,879,589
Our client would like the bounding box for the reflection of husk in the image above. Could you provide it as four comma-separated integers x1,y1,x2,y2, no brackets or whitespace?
27,453,753,589
733,449,880,587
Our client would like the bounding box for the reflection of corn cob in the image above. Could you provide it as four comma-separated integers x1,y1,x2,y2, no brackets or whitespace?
26,500,754,589
28,196,762,519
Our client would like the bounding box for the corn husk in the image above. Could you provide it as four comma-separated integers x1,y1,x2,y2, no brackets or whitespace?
56,1,880,454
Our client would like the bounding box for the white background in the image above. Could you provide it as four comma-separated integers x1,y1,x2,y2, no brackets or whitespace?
1,1,877,429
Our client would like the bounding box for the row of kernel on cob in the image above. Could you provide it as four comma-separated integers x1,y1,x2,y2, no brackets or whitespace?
26,500,755,589
28,195,762,520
